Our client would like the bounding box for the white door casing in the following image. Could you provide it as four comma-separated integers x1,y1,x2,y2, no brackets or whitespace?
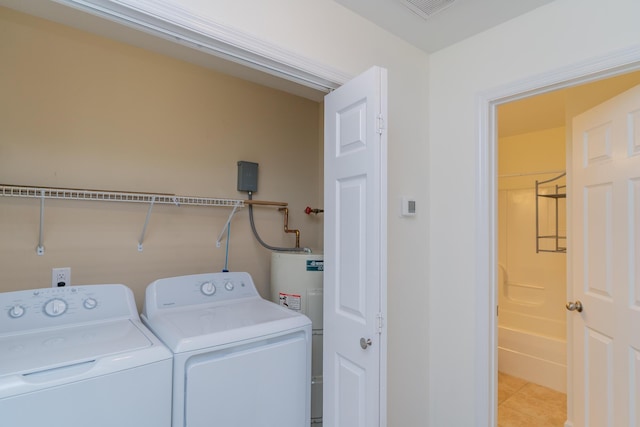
570,84,640,426
323,66,387,427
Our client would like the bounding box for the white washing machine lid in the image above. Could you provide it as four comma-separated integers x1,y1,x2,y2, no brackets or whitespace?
0,284,172,399
0,319,157,376
143,298,310,353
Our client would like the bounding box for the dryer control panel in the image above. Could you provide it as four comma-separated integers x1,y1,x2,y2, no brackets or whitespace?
0,284,138,334
143,272,260,317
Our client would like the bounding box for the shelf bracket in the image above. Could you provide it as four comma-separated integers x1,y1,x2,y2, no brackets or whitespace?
36,190,45,256
216,202,242,248
138,196,156,252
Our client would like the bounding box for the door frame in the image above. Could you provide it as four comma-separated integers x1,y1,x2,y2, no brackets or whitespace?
476,46,640,426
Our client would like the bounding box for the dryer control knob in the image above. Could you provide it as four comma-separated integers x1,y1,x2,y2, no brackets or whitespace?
83,298,98,310
201,281,216,296
224,281,234,291
8,305,25,318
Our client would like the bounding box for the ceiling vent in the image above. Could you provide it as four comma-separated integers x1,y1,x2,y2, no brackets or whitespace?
399,0,456,19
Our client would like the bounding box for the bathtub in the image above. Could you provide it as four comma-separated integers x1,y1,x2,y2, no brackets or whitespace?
498,326,566,393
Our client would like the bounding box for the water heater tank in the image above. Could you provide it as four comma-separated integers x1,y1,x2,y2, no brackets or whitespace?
270,251,323,329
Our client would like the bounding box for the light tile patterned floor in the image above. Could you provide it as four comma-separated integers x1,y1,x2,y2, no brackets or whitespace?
498,372,567,427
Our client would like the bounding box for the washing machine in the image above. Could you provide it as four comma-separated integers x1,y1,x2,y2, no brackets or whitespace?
141,271,311,427
0,284,173,427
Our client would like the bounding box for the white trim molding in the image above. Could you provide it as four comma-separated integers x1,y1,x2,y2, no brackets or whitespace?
53,0,352,92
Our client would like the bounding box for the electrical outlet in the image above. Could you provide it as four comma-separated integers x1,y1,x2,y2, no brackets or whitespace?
52,267,71,288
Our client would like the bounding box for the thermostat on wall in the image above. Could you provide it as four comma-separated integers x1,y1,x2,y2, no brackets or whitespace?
401,197,416,217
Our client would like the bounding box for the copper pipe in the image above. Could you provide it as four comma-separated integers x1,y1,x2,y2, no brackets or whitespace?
244,199,288,207
278,207,300,248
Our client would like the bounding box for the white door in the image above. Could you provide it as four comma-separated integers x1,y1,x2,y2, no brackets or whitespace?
323,66,387,427
570,84,640,426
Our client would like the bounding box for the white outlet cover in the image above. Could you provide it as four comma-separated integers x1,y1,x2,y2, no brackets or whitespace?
52,267,71,287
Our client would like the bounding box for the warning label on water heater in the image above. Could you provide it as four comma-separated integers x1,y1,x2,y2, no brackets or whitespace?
278,292,301,311
306,260,324,271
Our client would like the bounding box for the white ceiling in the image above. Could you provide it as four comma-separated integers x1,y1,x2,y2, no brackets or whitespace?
332,0,640,137
333,0,556,53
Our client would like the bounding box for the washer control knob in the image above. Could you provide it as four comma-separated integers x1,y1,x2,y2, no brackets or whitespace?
8,305,25,318
44,298,68,317
224,281,234,291
83,298,98,310
200,281,216,296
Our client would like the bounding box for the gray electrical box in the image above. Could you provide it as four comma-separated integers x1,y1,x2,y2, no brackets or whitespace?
237,161,259,193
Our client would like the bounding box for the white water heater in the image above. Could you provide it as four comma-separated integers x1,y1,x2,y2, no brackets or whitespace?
270,251,324,425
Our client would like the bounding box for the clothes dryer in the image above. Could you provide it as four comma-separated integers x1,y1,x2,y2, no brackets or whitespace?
141,271,311,427
0,284,172,427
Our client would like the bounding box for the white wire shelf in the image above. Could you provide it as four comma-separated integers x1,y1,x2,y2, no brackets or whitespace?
0,184,244,207
0,184,244,254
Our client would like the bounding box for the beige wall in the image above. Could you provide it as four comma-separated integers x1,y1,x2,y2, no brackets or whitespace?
0,7,322,308
498,126,566,189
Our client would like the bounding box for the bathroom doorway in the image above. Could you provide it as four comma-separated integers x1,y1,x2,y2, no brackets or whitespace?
496,117,568,426
495,70,640,426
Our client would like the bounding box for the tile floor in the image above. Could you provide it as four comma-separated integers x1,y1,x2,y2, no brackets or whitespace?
498,372,567,427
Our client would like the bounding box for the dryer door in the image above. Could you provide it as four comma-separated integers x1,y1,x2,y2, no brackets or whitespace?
184,329,310,427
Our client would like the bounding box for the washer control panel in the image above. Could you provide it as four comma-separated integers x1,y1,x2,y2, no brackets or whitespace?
145,272,260,314
0,285,137,334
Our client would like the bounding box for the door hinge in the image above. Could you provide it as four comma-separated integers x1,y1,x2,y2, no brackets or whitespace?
376,114,385,135
376,312,384,334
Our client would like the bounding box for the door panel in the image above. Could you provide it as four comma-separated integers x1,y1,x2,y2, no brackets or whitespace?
583,183,613,298
337,176,367,319
584,329,613,426
337,355,366,425
571,84,640,427
324,66,387,427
